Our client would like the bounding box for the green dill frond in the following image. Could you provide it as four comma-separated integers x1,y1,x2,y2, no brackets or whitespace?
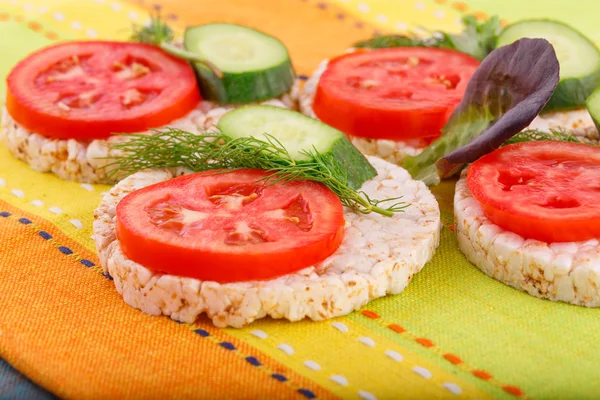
105,129,407,217
130,11,173,45
130,12,222,77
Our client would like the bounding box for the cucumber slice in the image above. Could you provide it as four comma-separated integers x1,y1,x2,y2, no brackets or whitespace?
217,106,377,189
496,20,600,111
586,87,600,131
184,24,295,105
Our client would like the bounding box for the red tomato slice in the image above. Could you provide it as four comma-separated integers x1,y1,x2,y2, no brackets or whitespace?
467,141,600,243
6,41,201,140
116,169,345,283
312,48,480,141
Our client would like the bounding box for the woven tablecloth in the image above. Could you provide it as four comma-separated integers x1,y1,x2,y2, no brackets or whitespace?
1,1,599,399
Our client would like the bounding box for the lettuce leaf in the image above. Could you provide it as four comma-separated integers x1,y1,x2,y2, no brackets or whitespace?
403,38,560,185
354,15,501,61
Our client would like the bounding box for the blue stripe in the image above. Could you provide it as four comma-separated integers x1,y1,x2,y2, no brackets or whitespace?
38,231,52,240
18,218,32,224
0,211,10,217
219,342,236,350
194,329,210,337
58,246,73,255
245,356,261,366
102,272,113,280
271,373,287,382
298,389,317,399
80,259,95,267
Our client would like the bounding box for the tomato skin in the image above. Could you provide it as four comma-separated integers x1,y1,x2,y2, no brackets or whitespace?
6,41,201,140
467,141,600,243
313,47,480,141
116,170,345,283
476,203,597,244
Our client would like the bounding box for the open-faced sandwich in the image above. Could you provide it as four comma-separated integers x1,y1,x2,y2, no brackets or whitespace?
443,21,600,306
301,18,600,169
2,16,298,183
93,106,441,327
455,141,600,306
299,17,497,165
299,47,480,165
403,24,600,306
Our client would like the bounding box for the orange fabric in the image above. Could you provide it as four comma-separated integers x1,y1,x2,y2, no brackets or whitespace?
0,200,334,400
128,0,373,76
4,2,599,399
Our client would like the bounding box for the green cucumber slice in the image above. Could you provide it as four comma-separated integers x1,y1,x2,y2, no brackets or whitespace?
217,106,377,189
184,24,295,105
496,20,600,111
586,87,600,131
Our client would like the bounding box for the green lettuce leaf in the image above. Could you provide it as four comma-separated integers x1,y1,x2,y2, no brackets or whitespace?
403,38,560,185
354,15,501,61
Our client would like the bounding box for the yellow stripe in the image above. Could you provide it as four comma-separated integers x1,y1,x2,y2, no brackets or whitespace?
3,0,167,41
226,317,495,399
0,146,108,252
331,0,463,34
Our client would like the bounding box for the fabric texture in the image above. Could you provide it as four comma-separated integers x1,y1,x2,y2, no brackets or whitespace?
1,1,600,399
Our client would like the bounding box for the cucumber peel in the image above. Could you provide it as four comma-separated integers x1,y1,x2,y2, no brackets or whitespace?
496,19,600,112
586,87,600,131
184,24,296,105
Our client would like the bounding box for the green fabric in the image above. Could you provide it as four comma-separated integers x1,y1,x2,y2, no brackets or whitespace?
469,0,600,43
0,19,56,96
348,181,600,400
1,1,600,398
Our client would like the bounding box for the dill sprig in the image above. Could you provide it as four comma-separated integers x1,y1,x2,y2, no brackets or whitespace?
130,11,223,78
106,129,407,217
503,129,582,145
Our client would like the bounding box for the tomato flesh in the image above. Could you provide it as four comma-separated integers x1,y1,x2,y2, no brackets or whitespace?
116,170,345,282
467,141,600,243
6,41,201,139
313,47,480,141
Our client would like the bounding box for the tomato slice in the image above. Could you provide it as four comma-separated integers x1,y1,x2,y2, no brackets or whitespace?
6,41,201,140
467,141,600,243
312,47,479,141
116,170,345,282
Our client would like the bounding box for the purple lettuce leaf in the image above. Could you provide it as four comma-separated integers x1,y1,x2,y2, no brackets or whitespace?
403,38,559,185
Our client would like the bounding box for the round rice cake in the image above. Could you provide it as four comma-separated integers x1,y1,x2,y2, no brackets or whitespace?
93,156,441,328
528,108,599,144
1,104,205,184
299,56,428,165
455,170,600,306
1,85,299,184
